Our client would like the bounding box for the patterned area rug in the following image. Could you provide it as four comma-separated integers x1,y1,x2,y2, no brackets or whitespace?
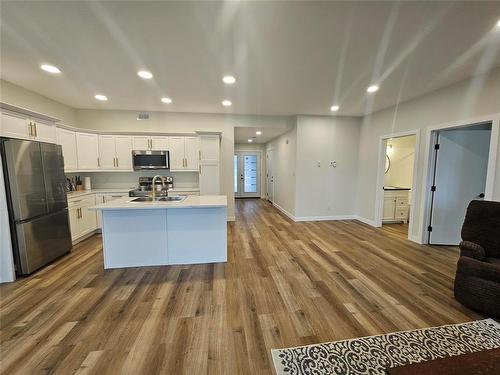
272,319,500,375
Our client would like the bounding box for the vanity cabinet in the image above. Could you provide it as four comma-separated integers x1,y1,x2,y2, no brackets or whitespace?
382,190,410,223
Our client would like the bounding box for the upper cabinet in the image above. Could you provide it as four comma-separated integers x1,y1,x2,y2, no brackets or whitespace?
132,136,169,151
98,135,133,170
56,128,78,171
169,136,199,171
199,135,221,195
1,112,56,143
76,133,99,170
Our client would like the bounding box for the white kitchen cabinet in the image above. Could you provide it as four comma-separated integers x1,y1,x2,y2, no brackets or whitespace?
0,112,56,143
382,190,410,223
56,128,78,171
76,133,99,170
199,135,220,195
169,136,199,171
67,194,97,242
1,112,30,140
199,164,220,194
132,136,150,150
132,136,169,151
32,120,56,143
98,135,132,170
98,135,116,169
114,136,133,170
96,192,129,228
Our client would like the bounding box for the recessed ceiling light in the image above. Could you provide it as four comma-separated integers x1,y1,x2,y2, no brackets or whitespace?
256,131,262,135
161,97,172,104
222,75,236,84
40,64,61,74
94,94,108,101
367,85,379,93
137,70,153,79
248,139,253,142
222,100,232,107
330,105,339,112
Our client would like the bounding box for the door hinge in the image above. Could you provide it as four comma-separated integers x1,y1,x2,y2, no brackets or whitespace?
434,144,440,150
431,186,436,192
427,226,433,232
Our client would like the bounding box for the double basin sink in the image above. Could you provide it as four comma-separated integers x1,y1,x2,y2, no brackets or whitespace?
130,196,187,203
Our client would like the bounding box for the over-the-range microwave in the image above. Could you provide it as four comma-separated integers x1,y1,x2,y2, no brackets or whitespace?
132,150,169,170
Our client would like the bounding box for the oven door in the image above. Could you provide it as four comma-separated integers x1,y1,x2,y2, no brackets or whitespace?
132,150,169,170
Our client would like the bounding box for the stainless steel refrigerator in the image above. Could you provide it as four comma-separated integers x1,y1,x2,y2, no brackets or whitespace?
1,138,71,275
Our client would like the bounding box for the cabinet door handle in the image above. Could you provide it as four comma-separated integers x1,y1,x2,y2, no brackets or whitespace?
199,151,201,161
27,122,32,136
113,157,116,167
97,157,100,167
116,157,119,167
199,165,202,174
34,123,37,137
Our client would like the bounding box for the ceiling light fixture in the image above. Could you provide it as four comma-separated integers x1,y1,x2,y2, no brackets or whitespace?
330,105,339,112
222,75,236,84
95,94,108,101
161,97,172,104
137,70,153,79
256,131,262,135
222,100,232,107
248,139,253,142
40,64,61,74
367,85,379,93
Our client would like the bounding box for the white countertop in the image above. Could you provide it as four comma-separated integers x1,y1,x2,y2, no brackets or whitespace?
67,187,200,199
89,195,227,211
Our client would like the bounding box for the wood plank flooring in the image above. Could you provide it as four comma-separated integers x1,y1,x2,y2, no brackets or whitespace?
0,199,481,374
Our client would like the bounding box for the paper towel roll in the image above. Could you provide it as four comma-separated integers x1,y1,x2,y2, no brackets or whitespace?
84,177,92,190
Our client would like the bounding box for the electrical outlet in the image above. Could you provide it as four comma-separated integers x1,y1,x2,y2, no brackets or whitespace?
330,161,337,167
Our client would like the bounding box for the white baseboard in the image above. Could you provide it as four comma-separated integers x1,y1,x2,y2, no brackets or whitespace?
227,216,235,222
294,214,356,222
353,215,378,227
272,203,296,221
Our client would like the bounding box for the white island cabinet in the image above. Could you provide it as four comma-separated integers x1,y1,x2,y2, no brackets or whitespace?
89,195,227,269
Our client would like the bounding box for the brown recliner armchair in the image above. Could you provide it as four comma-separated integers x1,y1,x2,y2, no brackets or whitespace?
454,200,500,317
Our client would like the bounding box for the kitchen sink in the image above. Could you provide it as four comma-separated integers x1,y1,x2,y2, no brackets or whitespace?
130,196,186,203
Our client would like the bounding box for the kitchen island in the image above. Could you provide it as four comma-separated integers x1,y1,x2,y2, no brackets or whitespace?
90,195,227,269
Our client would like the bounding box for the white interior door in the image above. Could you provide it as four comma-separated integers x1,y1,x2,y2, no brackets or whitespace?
429,126,491,245
234,152,260,198
266,150,274,202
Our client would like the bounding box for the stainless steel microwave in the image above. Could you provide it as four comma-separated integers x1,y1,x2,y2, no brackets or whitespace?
132,150,169,170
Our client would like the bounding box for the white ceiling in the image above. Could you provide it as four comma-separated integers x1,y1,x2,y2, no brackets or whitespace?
234,126,289,144
1,1,500,116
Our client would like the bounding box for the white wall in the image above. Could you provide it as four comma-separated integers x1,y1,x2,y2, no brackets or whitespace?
0,79,77,125
295,116,361,219
234,143,266,198
266,125,297,217
356,67,500,240
384,135,416,188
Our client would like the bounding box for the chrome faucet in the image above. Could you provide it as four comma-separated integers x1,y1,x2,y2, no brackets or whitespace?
151,175,165,201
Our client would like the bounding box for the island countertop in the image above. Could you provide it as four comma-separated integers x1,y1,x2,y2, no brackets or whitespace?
89,195,227,211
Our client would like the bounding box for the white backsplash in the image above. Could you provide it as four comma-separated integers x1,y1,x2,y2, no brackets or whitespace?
66,171,199,190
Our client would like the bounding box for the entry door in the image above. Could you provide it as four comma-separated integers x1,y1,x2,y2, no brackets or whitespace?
266,150,274,202
234,152,260,198
429,127,491,245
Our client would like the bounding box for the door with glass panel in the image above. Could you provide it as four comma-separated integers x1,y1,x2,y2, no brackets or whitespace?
234,152,260,198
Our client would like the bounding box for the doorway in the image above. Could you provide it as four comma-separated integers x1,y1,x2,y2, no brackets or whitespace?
234,151,261,198
381,134,417,236
427,123,492,245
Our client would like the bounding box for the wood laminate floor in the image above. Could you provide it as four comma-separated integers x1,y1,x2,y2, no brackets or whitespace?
0,199,481,374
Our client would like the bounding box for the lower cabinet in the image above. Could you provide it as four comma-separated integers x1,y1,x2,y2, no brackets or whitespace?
382,190,410,223
68,194,97,242
96,193,129,228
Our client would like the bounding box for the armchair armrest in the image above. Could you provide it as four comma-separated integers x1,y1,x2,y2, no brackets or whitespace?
457,256,500,283
459,241,486,261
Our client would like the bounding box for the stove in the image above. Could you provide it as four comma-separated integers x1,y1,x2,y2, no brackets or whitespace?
129,176,173,197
